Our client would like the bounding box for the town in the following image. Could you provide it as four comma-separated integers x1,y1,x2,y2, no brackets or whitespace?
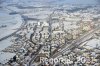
0,0,100,66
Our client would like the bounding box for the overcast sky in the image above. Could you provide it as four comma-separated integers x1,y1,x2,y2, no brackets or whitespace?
0,0,99,5
56,0,98,5
36,0,99,5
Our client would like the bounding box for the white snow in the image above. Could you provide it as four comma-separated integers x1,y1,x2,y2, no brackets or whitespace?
0,52,15,64
85,39,100,49
0,10,23,39
64,22,79,30
0,38,12,51
23,10,52,20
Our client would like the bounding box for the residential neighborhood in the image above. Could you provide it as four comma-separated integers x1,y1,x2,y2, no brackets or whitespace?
0,0,100,66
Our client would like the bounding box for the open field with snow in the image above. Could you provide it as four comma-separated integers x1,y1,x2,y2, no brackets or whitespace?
0,9,22,39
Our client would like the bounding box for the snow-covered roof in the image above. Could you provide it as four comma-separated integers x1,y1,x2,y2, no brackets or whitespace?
42,21,49,27
53,31,64,34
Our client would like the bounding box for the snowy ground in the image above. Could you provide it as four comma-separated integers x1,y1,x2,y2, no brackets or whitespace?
0,38,13,51
0,8,22,51
0,52,15,64
23,10,52,19
63,21,79,30
84,38,100,49
0,9,23,39
0,9,22,64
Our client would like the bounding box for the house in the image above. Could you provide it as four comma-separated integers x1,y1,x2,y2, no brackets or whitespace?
39,45,50,57
40,21,49,40
35,53,48,63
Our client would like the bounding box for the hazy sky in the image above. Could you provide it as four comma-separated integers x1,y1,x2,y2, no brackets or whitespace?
57,0,98,5
0,0,99,5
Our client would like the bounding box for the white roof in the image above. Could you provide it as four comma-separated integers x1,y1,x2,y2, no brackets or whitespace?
42,21,49,27
53,31,64,34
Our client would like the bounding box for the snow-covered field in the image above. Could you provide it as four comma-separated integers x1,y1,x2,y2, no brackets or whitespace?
0,9,22,64
23,10,52,19
84,38,100,49
0,52,15,64
0,37,13,51
0,9,22,39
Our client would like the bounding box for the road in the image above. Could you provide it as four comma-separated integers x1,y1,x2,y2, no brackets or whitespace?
28,45,43,66
28,8,100,65
30,25,37,45
28,9,56,66
52,25,100,58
